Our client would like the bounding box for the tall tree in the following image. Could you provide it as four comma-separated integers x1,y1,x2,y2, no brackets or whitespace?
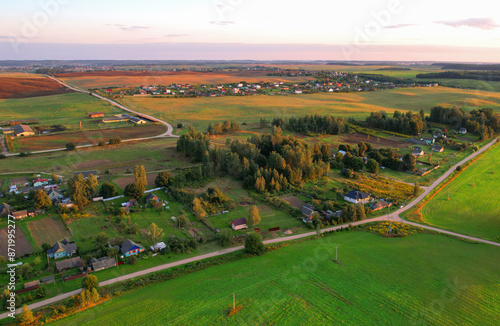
100,182,118,199
67,174,89,208
147,223,164,244
244,232,265,255
366,159,379,174
134,165,147,194
82,274,99,291
155,171,173,188
34,189,52,209
18,305,35,325
86,174,99,198
192,198,207,220
402,154,417,172
51,171,59,183
248,205,261,227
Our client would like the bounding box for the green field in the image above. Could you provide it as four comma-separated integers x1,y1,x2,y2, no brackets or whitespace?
49,232,500,325
119,87,500,130
0,92,121,129
418,144,500,241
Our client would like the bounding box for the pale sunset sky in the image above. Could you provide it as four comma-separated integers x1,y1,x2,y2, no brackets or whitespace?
0,0,499,61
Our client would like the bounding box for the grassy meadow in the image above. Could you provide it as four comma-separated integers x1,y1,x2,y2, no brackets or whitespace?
418,144,500,241
0,92,121,129
119,87,500,131
48,232,500,326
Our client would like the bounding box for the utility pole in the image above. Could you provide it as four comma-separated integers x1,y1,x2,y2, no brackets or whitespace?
233,293,235,310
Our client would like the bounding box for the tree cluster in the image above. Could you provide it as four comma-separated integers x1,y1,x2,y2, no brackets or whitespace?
207,120,241,135
272,114,349,135
67,173,99,208
428,107,498,139
365,110,426,135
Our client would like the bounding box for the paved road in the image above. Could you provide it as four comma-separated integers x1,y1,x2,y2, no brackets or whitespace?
1,139,497,319
2,76,178,156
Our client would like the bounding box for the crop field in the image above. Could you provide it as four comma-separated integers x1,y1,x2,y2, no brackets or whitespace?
418,144,500,241
0,225,33,258
0,73,71,99
56,70,315,89
13,124,166,151
0,137,184,177
119,87,500,131
49,232,500,326
0,92,122,129
28,218,71,247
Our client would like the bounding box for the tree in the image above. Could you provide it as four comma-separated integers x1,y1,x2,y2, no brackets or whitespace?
34,189,52,209
41,243,51,251
79,290,88,308
67,174,90,208
124,183,142,199
155,172,172,188
107,247,119,258
413,182,421,196
358,142,368,157
248,205,261,227
402,154,417,172
100,182,118,199
51,172,59,183
147,223,164,244
18,305,34,325
35,284,46,299
94,232,109,251
89,287,100,303
19,264,33,279
218,228,232,247
192,198,207,220
31,257,42,267
244,232,265,255
177,213,189,228
82,274,99,291
128,255,137,265
356,204,366,220
366,159,379,174
65,142,76,151
134,165,147,194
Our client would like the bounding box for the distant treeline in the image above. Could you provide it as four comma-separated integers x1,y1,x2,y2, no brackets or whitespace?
416,71,500,81
271,115,349,135
354,73,414,85
428,107,499,139
365,110,426,135
376,67,411,71
432,63,500,71
35,68,67,74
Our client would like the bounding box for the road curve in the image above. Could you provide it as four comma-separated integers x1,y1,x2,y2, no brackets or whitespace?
0,137,497,320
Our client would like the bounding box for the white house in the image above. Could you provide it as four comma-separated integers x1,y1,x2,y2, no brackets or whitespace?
344,190,371,204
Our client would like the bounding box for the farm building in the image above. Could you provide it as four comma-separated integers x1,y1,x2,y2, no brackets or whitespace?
146,193,160,203
0,203,13,217
55,257,84,272
231,218,248,230
11,210,28,220
33,178,49,187
431,145,444,152
89,256,116,271
47,239,78,259
150,242,167,252
344,190,371,204
121,239,145,257
412,149,425,157
459,128,467,134
74,170,98,179
301,204,315,219
24,280,40,289
13,124,35,137
88,112,104,118
372,201,392,211
102,117,128,123
46,188,64,201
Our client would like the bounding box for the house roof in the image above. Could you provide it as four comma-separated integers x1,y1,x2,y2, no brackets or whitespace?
146,193,159,201
231,218,247,227
301,206,314,216
90,256,116,270
121,239,144,254
0,203,13,211
12,210,28,218
55,257,83,271
373,201,390,210
432,145,444,151
344,190,370,200
47,239,77,255
74,171,97,178
13,124,34,135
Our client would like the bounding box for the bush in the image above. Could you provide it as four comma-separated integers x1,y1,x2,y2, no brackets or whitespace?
0,154,5,159
177,123,183,128
82,275,99,291
128,255,137,265
218,228,232,247
19,152,31,157
65,142,76,151
98,140,106,146
456,165,462,171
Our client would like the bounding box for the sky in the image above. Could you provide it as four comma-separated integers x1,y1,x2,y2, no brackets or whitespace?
0,0,499,61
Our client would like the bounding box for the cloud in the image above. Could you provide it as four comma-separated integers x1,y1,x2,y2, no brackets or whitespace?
384,23,417,29
165,34,189,38
436,18,499,30
106,24,150,32
210,21,235,26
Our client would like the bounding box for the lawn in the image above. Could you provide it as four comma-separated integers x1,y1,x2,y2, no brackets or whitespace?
418,144,500,241
119,87,500,131
48,232,500,325
0,92,122,130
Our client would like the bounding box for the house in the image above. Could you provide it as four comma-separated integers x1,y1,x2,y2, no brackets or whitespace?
88,112,104,118
344,190,371,204
121,239,145,257
13,124,35,137
231,218,248,230
24,280,40,289
47,239,78,259
431,145,444,153
55,257,84,272
459,128,467,134
74,170,98,179
0,203,13,217
59,202,75,209
145,193,160,203
412,149,425,157
372,201,392,211
301,205,315,219
12,210,28,220
102,117,129,123
150,242,167,252
422,137,434,145
89,256,116,271
294,90,303,94
128,116,147,125
33,178,49,187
